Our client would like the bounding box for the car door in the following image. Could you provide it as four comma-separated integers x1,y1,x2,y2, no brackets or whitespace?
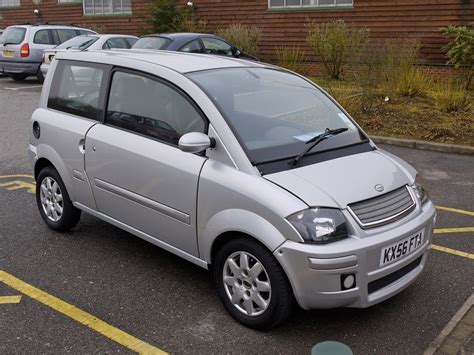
85,69,208,256
43,59,109,210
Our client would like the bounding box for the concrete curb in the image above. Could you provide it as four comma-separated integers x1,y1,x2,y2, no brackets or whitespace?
424,294,474,355
371,136,474,155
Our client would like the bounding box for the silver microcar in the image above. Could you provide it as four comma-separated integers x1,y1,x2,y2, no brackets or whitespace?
29,50,436,329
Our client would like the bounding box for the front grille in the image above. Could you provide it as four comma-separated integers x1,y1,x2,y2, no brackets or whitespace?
368,256,422,294
348,186,415,228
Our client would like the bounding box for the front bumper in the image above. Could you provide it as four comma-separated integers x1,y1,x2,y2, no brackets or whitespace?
275,201,436,310
0,60,40,75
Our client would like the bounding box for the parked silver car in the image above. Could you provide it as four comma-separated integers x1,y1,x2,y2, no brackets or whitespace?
0,24,95,82
40,34,138,77
29,50,436,329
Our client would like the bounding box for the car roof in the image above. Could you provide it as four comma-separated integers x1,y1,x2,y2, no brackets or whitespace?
7,24,92,30
75,34,138,39
148,33,216,40
58,49,269,74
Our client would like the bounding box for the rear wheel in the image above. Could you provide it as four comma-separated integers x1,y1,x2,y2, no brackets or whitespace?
214,237,293,329
36,166,81,231
36,69,44,83
10,74,27,81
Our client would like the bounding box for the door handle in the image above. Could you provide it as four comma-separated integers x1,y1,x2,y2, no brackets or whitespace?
79,138,86,154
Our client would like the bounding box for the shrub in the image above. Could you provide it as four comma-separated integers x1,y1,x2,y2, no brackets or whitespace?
275,45,307,74
306,20,370,80
143,0,205,34
319,80,363,115
381,39,431,97
217,24,261,57
432,79,472,113
441,25,474,89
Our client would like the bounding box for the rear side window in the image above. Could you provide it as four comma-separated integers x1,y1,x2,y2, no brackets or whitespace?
0,27,26,45
106,71,206,145
132,37,171,50
103,37,129,49
48,61,106,120
55,29,77,44
179,40,203,53
33,30,52,45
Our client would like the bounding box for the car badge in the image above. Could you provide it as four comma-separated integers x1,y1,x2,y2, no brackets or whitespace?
375,184,384,192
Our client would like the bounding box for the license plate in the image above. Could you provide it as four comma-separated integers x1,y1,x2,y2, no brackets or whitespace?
380,230,424,267
2,50,14,57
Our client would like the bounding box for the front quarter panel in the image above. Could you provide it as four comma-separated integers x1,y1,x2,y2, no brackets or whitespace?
198,160,308,263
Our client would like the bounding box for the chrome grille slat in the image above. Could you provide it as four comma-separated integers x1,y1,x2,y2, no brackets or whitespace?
348,186,415,228
353,191,411,215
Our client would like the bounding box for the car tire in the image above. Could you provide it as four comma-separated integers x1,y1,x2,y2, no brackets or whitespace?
36,69,44,83
36,166,81,232
10,74,27,81
214,237,293,330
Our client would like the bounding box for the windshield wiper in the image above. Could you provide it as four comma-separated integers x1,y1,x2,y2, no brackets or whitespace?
289,127,349,167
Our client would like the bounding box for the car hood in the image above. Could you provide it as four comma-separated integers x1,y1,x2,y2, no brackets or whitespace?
264,150,416,209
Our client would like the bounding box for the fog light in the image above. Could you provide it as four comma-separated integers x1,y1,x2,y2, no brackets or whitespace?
341,274,356,290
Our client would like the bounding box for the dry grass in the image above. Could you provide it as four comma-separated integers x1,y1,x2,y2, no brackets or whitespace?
275,45,307,74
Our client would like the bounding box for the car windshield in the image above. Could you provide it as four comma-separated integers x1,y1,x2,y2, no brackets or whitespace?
188,68,366,164
56,35,99,49
0,27,26,45
132,37,171,50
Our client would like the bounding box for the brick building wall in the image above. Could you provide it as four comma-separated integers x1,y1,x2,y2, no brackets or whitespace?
1,0,473,65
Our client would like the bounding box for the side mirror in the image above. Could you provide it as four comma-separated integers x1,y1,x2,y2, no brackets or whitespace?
234,49,241,58
178,132,214,153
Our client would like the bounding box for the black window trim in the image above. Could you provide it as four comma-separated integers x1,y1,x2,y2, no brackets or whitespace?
47,59,111,121
101,66,210,149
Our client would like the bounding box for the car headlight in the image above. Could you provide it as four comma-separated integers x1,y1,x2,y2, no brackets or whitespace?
411,174,429,205
287,207,349,244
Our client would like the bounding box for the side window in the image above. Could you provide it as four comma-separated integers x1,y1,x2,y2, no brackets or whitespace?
79,30,96,36
106,71,206,146
48,61,105,120
55,29,77,44
179,40,203,54
201,38,233,56
103,37,129,50
33,30,52,45
125,37,138,47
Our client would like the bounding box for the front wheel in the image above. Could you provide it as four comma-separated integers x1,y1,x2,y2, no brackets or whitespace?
10,74,27,81
214,238,293,329
36,166,81,231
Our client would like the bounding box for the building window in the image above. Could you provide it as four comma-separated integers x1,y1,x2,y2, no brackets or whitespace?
0,0,20,8
83,0,132,15
58,0,83,4
269,0,352,8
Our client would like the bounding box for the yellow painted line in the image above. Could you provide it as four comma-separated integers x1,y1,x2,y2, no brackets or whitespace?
0,270,167,354
0,174,34,180
0,181,36,193
0,295,22,304
436,206,474,217
431,245,474,260
434,227,474,234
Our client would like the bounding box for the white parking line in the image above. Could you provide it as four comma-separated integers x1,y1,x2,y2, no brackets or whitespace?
3,85,43,91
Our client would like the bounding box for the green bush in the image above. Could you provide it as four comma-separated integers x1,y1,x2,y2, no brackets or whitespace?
381,39,431,97
217,24,261,57
306,20,370,80
143,0,205,34
441,25,474,89
275,45,307,74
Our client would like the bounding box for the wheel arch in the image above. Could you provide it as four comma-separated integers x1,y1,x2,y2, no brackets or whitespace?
200,209,287,266
33,144,73,195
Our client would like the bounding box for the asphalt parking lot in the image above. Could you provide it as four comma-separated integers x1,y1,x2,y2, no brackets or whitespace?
0,76,472,354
